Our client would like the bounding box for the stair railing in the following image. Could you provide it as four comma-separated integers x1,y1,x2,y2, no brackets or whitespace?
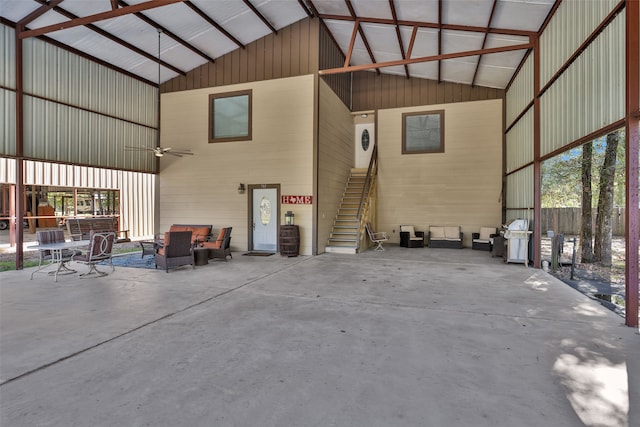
355,144,378,251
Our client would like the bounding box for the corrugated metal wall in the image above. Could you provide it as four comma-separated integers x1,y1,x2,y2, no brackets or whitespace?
505,167,533,222
0,88,16,156
540,12,625,156
504,0,624,228
0,23,158,173
505,108,534,173
0,25,16,88
505,54,533,127
540,0,619,87
0,157,156,239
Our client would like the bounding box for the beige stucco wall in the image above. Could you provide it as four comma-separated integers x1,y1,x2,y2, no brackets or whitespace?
159,75,315,255
377,99,503,247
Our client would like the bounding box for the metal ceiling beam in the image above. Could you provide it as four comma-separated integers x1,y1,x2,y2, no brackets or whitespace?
298,0,313,17
389,0,409,79
19,0,186,39
17,0,64,26
470,0,498,87
317,14,536,38
319,42,532,75
345,0,379,74
32,0,185,76
118,1,216,64
183,0,245,49
437,0,442,82
344,19,359,67
243,0,277,34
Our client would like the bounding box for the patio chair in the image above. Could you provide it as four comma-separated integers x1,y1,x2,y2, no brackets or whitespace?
472,227,499,251
72,231,116,277
365,222,389,251
30,229,78,280
399,225,425,248
206,227,232,261
154,230,194,272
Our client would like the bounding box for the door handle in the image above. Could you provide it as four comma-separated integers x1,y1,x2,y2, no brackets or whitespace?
253,221,256,231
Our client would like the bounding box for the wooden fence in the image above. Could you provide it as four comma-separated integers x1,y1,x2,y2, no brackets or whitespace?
540,207,637,236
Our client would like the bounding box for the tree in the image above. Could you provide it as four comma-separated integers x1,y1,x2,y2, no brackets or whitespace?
580,142,594,262
593,131,619,266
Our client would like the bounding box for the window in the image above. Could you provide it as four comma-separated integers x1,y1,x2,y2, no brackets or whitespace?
402,110,444,154
209,90,252,143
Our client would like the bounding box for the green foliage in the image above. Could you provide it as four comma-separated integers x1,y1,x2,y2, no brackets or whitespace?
542,132,626,208
0,260,39,272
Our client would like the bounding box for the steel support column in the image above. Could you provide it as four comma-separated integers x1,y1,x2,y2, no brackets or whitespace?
533,36,541,269
625,0,639,327
14,25,24,270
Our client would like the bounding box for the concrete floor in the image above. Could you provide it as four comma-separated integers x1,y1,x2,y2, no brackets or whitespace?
1,246,638,427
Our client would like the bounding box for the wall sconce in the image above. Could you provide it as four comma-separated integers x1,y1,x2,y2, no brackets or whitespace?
237,183,245,194
285,210,295,225
361,113,368,118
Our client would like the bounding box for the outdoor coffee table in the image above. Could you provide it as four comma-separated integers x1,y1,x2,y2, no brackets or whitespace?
139,240,158,258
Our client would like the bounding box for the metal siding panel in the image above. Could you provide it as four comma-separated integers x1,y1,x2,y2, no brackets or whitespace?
16,37,158,172
0,157,17,183
1,24,16,89
540,13,625,156
506,166,533,212
1,88,16,156
540,0,619,86
506,108,534,173
506,54,533,127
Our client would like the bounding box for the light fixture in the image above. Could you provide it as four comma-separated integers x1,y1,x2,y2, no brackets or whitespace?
237,183,245,194
361,113,368,118
285,210,295,225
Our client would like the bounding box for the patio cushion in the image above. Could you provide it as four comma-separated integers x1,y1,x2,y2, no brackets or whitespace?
429,226,445,239
444,226,461,240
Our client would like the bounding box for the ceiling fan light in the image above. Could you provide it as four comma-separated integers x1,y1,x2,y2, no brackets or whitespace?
155,152,163,157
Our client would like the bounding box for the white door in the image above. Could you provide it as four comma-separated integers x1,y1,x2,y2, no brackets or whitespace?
251,187,278,252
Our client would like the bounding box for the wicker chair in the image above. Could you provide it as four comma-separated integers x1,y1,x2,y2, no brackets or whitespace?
72,231,116,277
155,230,194,272
472,227,499,251
399,225,425,248
205,227,232,261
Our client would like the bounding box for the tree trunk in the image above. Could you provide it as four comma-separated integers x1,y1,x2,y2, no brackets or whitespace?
594,131,619,266
580,142,594,262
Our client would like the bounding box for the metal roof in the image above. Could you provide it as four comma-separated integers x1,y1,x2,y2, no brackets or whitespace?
1,0,556,89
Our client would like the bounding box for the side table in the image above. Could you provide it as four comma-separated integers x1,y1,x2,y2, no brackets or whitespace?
194,247,209,266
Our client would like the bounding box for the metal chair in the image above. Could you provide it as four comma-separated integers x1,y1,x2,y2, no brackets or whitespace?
30,229,78,280
72,231,116,277
365,222,389,251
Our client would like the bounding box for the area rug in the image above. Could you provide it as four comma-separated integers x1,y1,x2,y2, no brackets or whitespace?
103,252,155,269
242,251,275,257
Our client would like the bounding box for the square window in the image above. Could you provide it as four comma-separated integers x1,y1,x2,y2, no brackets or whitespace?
209,90,252,143
402,110,444,154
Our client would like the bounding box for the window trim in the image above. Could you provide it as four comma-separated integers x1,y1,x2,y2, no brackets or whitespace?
402,110,445,154
209,89,252,143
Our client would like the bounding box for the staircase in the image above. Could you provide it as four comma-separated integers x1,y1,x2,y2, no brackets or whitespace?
325,169,370,254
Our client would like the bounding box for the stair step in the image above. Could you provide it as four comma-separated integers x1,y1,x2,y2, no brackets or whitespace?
325,246,357,254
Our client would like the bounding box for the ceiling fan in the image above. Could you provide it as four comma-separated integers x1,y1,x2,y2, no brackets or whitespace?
125,146,194,157
125,30,194,159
